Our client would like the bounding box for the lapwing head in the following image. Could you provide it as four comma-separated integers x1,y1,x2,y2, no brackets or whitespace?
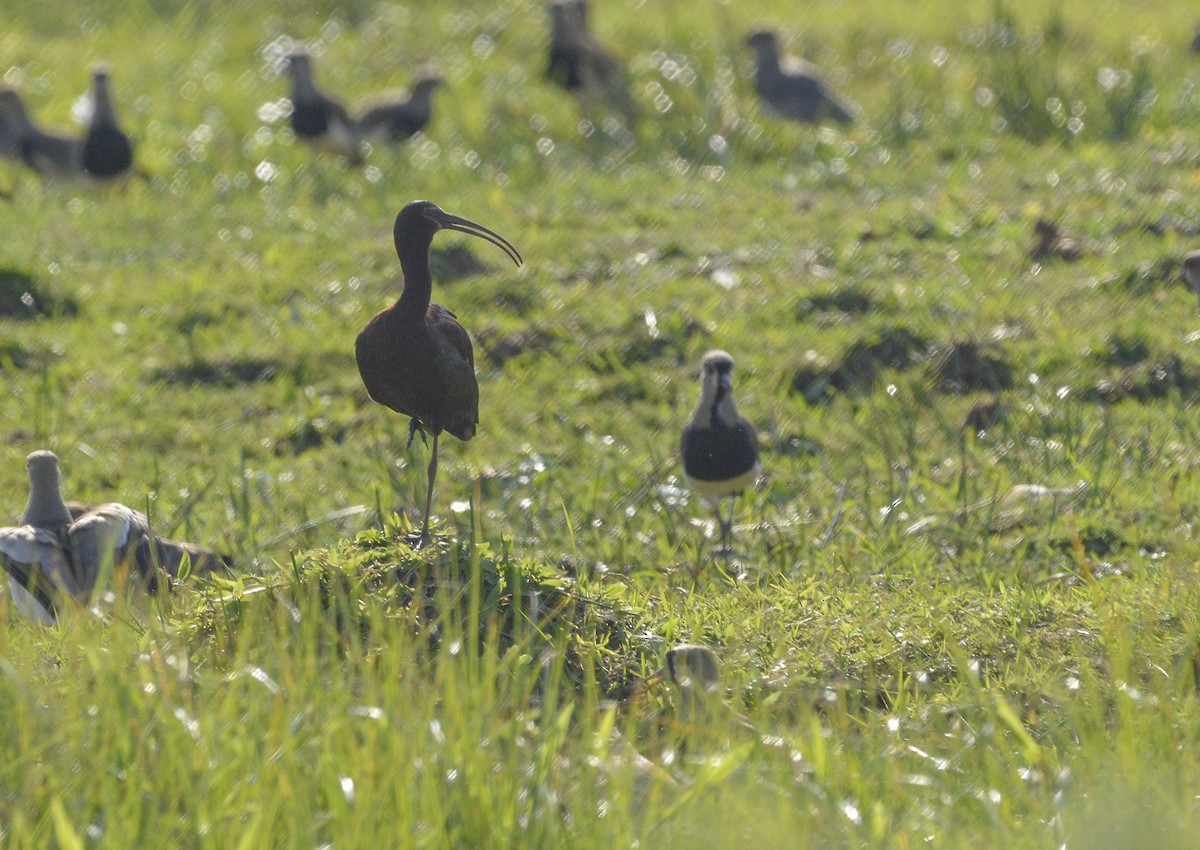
25,450,62,489
412,72,444,96
0,88,29,122
700,349,735,398
283,51,314,81
395,200,523,267
745,30,779,54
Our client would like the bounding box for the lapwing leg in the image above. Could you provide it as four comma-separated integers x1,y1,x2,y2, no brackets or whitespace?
418,431,439,548
407,418,429,450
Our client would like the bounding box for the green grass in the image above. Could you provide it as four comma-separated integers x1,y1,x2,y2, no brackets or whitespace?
5,0,1200,845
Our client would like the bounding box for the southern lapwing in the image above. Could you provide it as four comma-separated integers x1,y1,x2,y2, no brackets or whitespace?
282,50,364,164
545,0,638,128
0,88,84,181
357,71,443,144
0,451,227,624
355,201,522,547
745,29,853,125
79,65,134,180
681,350,762,550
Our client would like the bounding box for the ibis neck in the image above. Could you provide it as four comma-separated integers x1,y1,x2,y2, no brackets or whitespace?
396,233,435,318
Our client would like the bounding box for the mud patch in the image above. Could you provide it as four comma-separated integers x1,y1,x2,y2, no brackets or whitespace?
1084,356,1200,403
0,268,78,320
926,341,1013,394
152,357,284,387
430,244,490,283
475,325,557,368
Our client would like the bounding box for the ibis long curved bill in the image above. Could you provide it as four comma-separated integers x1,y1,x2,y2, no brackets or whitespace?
424,206,523,267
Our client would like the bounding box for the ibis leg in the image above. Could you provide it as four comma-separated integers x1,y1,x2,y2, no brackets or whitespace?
418,431,439,548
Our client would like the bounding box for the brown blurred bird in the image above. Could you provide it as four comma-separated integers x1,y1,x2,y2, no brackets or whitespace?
0,451,227,624
745,29,853,125
283,51,364,164
681,350,762,550
356,202,522,547
358,71,444,144
1027,219,1084,262
545,0,638,127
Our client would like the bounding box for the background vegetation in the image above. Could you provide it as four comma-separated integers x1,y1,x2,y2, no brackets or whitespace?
3,0,1200,845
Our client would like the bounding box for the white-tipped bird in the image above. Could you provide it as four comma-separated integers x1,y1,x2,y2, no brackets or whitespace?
282,51,364,164
358,71,444,144
0,451,228,624
681,351,762,550
0,88,84,181
79,65,134,180
745,29,853,125
545,0,638,127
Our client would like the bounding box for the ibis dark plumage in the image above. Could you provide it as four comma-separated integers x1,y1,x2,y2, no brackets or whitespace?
356,201,522,547
283,51,364,164
0,451,227,623
681,350,762,549
745,29,853,125
358,72,444,144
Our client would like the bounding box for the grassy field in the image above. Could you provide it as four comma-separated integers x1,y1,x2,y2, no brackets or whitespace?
4,0,1200,845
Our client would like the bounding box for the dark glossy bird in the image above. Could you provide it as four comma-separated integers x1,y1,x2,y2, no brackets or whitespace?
545,0,638,127
0,88,84,180
745,29,853,125
681,350,762,550
283,51,364,164
0,451,228,623
356,201,523,547
80,65,134,179
358,72,443,144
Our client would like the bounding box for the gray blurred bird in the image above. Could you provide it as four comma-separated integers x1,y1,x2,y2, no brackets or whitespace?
0,67,133,183
357,71,444,144
79,65,134,180
0,451,228,624
282,51,364,164
745,29,853,125
545,0,638,127
681,351,762,550
0,88,84,181
1182,249,1200,309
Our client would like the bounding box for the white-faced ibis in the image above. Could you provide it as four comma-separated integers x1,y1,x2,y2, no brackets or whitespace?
545,0,638,128
745,30,853,125
0,451,227,623
356,201,522,547
0,88,84,181
80,65,134,180
1183,249,1200,309
283,51,364,164
681,350,762,550
358,71,444,144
